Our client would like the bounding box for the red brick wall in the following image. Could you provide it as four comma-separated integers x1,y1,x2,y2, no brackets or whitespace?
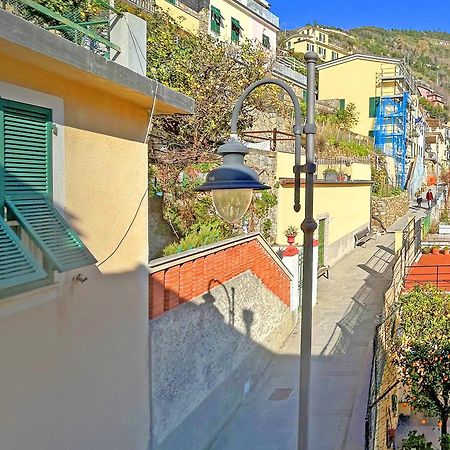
149,238,291,319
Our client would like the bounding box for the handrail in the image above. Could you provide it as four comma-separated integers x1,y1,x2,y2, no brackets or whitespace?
4,0,120,55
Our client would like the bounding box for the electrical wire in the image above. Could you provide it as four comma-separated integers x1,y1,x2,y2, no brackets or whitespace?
96,187,149,267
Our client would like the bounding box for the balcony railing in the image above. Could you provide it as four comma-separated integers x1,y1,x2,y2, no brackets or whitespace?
1,0,121,58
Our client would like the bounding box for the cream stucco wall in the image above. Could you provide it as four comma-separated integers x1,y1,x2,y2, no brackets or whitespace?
155,0,200,33
318,58,399,136
276,152,371,265
210,0,277,51
0,55,151,449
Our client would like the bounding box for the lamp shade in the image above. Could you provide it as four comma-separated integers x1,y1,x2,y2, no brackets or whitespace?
196,138,270,223
212,189,253,223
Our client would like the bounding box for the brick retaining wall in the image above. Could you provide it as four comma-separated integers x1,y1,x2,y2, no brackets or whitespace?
149,234,292,319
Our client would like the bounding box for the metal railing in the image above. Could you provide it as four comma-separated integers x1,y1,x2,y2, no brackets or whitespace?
1,0,121,58
365,217,422,450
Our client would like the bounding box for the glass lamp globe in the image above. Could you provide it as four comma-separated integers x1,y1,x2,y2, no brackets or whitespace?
211,189,253,224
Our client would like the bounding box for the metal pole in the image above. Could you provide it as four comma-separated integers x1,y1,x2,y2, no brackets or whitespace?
298,51,318,450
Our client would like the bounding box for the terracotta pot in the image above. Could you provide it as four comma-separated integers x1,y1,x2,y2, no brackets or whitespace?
287,235,295,244
432,248,440,255
444,250,450,255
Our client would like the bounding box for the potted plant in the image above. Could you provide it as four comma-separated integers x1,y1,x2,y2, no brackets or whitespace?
444,246,450,255
323,168,338,182
432,245,441,255
422,246,431,254
284,225,298,244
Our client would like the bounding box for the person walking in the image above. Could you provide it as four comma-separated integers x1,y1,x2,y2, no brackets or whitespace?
426,188,434,209
416,194,423,208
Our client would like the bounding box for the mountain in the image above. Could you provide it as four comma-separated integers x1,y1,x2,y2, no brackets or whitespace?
327,26,450,102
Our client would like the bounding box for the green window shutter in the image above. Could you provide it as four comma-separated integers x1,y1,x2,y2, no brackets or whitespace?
0,217,47,290
262,34,270,48
339,99,346,110
7,195,97,272
0,99,52,205
303,90,308,102
210,6,221,34
369,96,380,118
231,18,241,42
165,0,175,3
368,130,375,138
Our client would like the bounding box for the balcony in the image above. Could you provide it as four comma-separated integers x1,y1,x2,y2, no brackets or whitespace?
1,0,121,59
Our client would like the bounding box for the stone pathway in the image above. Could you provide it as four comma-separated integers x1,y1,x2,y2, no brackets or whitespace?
210,233,395,450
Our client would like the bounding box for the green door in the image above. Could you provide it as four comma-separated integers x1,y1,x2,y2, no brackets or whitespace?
318,219,325,267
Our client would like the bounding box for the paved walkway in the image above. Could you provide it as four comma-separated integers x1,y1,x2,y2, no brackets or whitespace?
210,233,395,450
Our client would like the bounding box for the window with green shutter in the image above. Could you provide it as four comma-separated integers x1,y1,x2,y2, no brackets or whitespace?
0,99,96,295
0,217,47,290
165,0,175,4
231,17,242,43
210,5,222,34
368,130,375,138
369,96,380,118
262,34,270,49
339,99,346,110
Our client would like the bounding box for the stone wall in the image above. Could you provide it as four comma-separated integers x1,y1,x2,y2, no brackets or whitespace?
371,192,409,232
149,235,295,450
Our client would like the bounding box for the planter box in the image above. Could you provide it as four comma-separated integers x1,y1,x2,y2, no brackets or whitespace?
439,224,450,234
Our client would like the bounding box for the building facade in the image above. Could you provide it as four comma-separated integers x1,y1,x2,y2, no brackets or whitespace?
0,4,193,450
317,54,425,192
285,26,348,62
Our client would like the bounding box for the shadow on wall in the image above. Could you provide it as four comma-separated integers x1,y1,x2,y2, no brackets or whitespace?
149,269,294,450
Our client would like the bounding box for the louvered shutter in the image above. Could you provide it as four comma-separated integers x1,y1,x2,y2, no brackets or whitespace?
0,217,47,290
6,196,97,272
0,99,52,204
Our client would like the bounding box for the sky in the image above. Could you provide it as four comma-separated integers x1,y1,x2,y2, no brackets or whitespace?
269,0,450,32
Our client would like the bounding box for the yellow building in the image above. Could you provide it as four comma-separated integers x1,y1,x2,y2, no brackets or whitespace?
154,0,200,33
286,26,348,62
276,152,372,267
317,53,425,191
147,0,279,51
0,4,193,450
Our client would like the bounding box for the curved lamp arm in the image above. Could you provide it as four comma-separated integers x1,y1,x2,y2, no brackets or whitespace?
229,77,304,212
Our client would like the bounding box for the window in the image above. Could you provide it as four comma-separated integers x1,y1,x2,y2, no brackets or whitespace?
262,34,270,49
287,41,291,50
332,51,338,60
369,96,380,118
302,90,308,102
0,99,96,296
368,130,375,138
231,17,242,43
318,47,326,58
210,5,222,34
165,0,176,3
307,43,315,52
339,99,346,110
319,32,326,43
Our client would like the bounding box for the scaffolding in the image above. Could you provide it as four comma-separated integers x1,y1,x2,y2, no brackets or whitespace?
373,63,415,188
374,93,410,187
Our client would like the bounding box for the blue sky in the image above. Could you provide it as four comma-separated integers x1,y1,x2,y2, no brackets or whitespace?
269,0,450,32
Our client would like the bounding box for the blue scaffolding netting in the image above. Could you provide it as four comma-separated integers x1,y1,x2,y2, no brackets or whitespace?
374,92,410,188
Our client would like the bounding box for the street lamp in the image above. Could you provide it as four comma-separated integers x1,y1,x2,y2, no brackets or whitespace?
198,52,318,450
197,137,269,223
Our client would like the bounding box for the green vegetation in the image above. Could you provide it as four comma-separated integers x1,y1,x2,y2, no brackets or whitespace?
394,285,450,449
420,98,450,122
116,3,288,253
401,431,433,449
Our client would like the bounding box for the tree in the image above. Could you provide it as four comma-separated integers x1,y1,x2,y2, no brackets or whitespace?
118,2,288,247
394,285,450,449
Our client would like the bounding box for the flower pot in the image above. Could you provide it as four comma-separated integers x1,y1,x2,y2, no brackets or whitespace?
444,250,450,255
432,248,440,255
287,235,295,244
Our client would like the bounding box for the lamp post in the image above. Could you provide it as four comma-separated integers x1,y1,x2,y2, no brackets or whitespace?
198,52,318,449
